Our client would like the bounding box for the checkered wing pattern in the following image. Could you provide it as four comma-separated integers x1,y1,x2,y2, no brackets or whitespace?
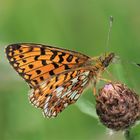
5,43,93,118
29,69,93,118
5,43,90,87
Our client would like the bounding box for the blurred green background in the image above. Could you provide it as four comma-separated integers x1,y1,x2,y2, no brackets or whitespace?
0,0,140,140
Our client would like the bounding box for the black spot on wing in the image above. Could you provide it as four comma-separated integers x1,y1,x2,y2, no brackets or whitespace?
52,62,59,68
66,54,73,62
19,55,24,58
10,44,21,50
42,60,47,66
49,70,55,76
50,50,58,60
28,64,34,69
40,76,44,81
19,49,23,53
75,58,79,63
5,44,21,59
36,70,41,74
22,59,27,63
33,80,38,85
58,52,65,63
40,47,46,55
64,65,70,70
34,55,40,60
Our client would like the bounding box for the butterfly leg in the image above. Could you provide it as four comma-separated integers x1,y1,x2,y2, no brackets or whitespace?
93,80,97,95
99,77,112,83
104,69,116,81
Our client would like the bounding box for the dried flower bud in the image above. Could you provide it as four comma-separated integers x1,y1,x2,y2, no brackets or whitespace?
96,83,140,131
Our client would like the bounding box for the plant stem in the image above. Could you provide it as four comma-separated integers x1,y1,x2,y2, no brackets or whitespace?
124,129,132,140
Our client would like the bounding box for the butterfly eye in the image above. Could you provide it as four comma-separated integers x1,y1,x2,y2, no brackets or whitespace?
102,53,115,68
103,60,109,67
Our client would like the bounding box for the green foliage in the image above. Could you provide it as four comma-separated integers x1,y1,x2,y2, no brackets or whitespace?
0,0,140,140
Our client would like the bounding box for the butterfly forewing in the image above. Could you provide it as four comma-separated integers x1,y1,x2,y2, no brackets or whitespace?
6,43,90,88
29,68,93,118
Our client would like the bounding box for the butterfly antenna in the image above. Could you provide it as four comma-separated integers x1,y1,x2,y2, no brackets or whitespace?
130,62,140,68
105,16,114,52
123,60,140,69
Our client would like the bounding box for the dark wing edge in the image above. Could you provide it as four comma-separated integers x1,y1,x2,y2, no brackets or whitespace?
5,43,90,59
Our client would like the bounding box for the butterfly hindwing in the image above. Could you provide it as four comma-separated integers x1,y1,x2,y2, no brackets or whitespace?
29,68,93,118
6,43,90,87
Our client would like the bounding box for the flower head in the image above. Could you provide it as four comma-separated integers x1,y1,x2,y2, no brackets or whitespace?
96,82,140,131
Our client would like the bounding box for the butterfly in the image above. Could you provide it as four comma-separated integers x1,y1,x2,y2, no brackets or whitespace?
5,43,115,118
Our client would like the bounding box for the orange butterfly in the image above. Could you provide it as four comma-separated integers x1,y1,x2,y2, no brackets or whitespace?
5,43,115,118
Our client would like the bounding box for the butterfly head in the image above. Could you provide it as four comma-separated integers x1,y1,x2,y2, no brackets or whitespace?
102,52,115,68
97,52,115,70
